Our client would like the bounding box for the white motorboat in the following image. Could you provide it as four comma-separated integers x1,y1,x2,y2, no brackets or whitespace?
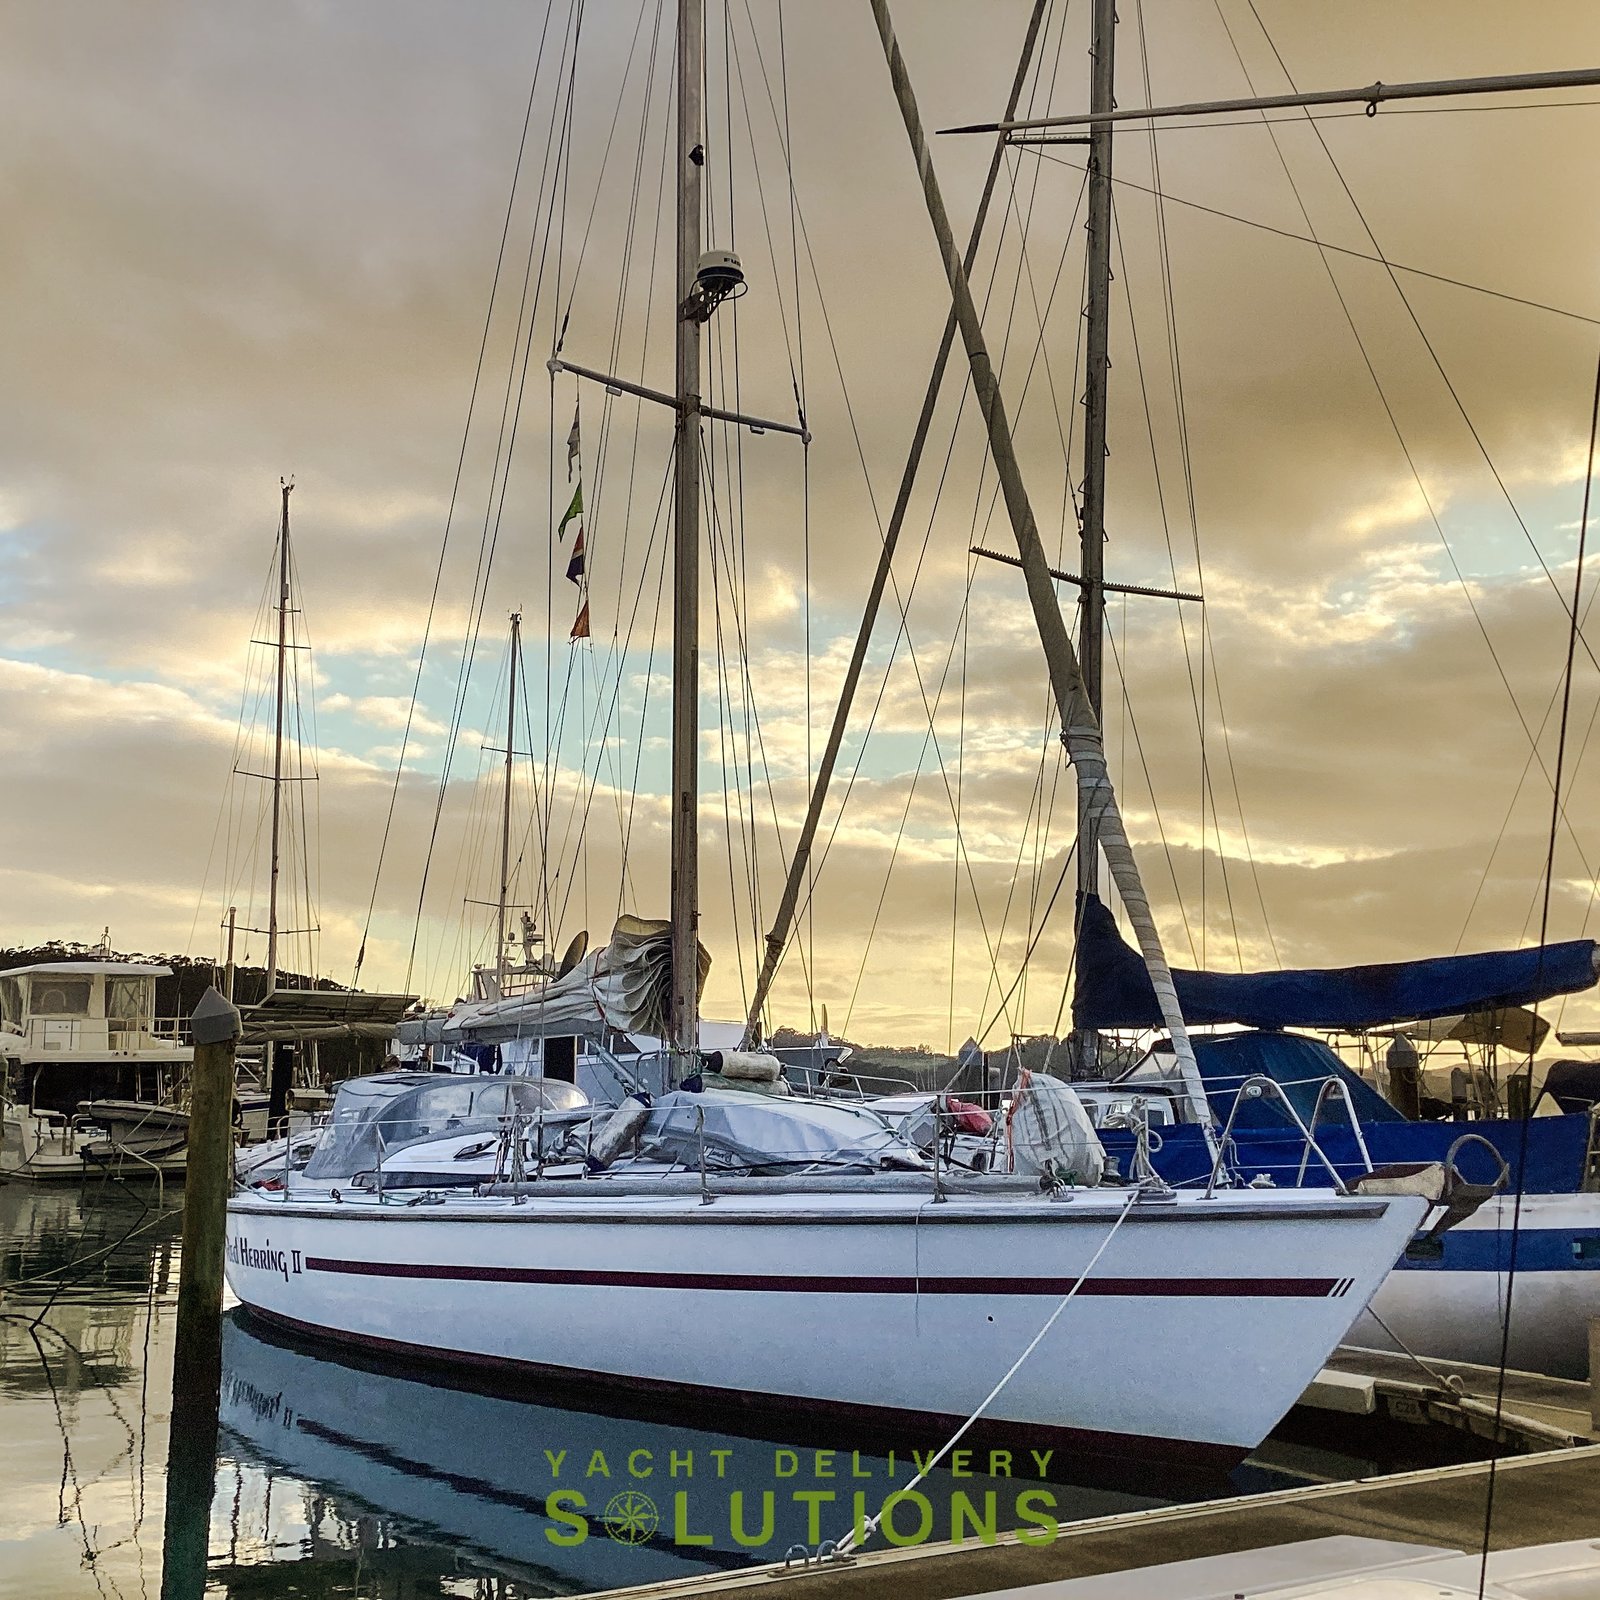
0,959,193,1180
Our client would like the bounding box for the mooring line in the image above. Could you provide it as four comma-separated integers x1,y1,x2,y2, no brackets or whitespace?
832,1185,1141,1559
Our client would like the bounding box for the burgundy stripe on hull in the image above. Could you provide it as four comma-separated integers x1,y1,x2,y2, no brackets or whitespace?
247,1306,1248,1473
303,1256,1343,1299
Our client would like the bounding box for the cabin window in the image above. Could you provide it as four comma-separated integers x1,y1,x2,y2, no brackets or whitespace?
107,978,150,1027
0,978,20,1029
544,1035,578,1084
31,977,91,1017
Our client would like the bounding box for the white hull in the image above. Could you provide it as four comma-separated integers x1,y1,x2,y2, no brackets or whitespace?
1353,1192,1600,1379
0,1108,188,1181
226,1186,1424,1467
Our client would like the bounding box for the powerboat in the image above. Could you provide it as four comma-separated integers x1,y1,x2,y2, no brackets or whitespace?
0,959,193,1180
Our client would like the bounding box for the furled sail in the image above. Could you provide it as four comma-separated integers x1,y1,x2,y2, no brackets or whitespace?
443,916,710,1043
1072,893,1599,1032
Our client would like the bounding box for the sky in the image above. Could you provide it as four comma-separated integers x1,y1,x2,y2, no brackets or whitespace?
4,1,1600,1050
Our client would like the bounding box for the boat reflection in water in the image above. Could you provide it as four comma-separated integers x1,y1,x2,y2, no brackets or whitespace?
215,1311,1359,1594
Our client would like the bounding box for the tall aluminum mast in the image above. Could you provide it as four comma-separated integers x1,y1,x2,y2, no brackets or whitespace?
669,0,705,1057
1071,0,1115,1072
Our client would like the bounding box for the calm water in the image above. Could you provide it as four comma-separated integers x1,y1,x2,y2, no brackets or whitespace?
0,1181,1482,1600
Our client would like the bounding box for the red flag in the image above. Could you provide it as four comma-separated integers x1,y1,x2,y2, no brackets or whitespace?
570,600,590,641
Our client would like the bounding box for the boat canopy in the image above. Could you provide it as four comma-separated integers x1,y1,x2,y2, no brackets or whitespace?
303,1071,588,1182
443,916,709,1044
1073,893,1599,1032
1138,1031,1406,1127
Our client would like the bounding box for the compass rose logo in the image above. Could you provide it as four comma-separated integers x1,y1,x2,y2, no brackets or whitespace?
602,1489,660,1545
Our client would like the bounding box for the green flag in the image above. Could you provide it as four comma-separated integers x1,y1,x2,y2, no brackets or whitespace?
558,481,583,540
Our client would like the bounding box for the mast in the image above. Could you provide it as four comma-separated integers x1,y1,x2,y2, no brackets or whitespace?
669,0,705,1057
265,480,291,994
498,612,522,988
1072,0,1115,1070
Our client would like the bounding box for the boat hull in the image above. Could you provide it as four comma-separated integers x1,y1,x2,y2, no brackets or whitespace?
1352,1192,1600,1378
225,1187,1423,1465
0,1109,188,1181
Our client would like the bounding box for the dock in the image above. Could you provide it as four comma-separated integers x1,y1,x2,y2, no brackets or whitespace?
586,1444,1600,1600
1300,1346,1600,1451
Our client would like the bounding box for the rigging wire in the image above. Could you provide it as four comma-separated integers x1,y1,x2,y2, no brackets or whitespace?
1134,0,1275,964
798,63,1090,1034
351,3,562,990
732,14,1040,1037
1219,0,1600,959
1475,346,1600,1600
1233,3,1600,679
410,0,586,994
1024,148,1600,332
1194,1,1596,942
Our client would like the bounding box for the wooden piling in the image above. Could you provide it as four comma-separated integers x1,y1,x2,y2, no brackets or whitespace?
162,985,241,1600
1590,1318,1600,1433
172,987,241,1387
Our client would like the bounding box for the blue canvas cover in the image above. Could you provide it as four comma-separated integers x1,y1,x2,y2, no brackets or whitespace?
1188,1031,1405,1126
1073,893,1597,1031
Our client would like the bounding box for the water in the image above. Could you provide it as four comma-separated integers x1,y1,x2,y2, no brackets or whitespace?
0,1182,1486,1600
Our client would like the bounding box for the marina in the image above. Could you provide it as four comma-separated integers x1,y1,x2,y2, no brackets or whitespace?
5,0,1600,1596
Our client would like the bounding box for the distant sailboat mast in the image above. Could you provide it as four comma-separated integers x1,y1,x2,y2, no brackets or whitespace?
265,478,292,994
497,611,522,990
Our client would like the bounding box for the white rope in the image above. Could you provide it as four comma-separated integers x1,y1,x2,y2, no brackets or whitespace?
833,1184,1142,1558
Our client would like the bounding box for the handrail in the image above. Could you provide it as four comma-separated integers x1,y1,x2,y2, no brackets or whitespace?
1204,1074,1349,1198
1295,1077,1376,1188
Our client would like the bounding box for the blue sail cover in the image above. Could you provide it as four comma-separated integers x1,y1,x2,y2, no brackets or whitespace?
1072,893,1597,1031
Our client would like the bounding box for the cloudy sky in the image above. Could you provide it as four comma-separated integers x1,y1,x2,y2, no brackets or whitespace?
4,1,1600,1049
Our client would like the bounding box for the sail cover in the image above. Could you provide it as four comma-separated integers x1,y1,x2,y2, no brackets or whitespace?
1073,893,1599,1032
443,916,710,1044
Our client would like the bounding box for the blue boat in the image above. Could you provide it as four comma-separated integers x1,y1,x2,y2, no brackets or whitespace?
1071,896,1600,1377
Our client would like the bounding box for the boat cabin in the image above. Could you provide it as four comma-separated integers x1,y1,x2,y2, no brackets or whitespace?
0,960,191,1116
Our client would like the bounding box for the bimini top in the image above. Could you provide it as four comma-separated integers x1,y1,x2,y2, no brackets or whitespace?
1073,893,1600,1033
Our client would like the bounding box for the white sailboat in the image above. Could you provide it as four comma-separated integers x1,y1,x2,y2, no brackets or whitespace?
225,1,1454,1471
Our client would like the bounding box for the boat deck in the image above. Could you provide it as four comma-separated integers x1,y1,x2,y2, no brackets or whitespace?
588,1444,1600,1600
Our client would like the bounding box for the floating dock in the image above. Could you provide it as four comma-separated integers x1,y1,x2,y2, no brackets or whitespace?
590,1443,1600,1600
1300,1346,1600,1451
